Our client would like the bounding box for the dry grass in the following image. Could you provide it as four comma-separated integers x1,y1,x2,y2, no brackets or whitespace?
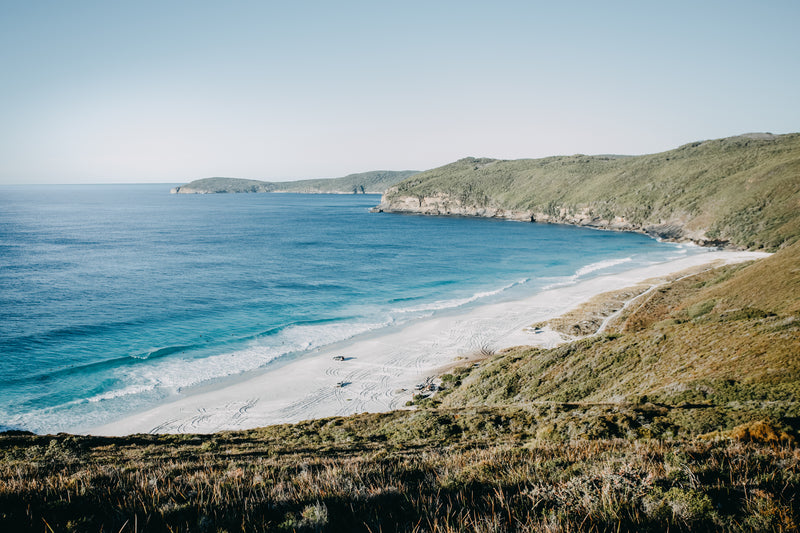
1,430,798,532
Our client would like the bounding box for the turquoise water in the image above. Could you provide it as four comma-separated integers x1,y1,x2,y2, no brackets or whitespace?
0,185,705,433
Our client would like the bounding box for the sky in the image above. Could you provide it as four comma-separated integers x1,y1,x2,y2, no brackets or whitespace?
1,1,798,184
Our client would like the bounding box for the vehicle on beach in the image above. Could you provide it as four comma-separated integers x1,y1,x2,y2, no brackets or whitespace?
415,381,439,392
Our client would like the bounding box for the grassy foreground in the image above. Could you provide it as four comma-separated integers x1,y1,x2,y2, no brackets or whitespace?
1,427,798,532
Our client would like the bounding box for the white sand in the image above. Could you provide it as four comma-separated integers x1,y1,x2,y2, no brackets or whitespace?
90,250,769,436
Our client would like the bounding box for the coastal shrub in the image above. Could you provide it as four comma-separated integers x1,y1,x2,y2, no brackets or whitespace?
408,394,441,409
300,502,329,530
727,420,795,445
643,487,718,525
686,299,716,319
717,307,774,321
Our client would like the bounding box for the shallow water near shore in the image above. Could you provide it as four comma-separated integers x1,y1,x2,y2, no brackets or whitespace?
0,185,705,433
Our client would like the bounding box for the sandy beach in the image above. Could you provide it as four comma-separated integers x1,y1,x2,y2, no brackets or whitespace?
90,250,769,436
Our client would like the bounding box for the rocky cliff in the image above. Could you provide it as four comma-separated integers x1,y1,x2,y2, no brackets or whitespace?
372,191,709,245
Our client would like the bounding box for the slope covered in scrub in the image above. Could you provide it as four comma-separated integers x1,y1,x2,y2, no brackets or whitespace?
378,133,800,250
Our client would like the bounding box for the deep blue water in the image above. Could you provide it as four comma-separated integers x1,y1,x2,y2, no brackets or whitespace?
0,185,705,433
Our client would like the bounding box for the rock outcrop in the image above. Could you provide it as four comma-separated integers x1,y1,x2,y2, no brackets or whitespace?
372,190,724,247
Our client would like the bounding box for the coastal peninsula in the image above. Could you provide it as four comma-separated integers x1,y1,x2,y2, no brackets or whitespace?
373,133,799,251
171,170,418,195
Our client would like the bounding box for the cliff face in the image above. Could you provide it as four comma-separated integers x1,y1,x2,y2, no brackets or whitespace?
372,191,708,244
372,133,800,250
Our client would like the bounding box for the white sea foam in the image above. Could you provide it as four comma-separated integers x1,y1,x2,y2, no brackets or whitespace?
85,279,532,407
88,384,157,403
395,278,529,314
540,277,578,291
539,257,644,290
86,320,390,404
574,257,632,277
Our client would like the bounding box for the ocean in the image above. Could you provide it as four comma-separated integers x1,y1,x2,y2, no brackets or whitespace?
0,185,706,433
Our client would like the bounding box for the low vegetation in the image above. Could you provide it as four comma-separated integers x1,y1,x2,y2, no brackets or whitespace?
2,417,799,532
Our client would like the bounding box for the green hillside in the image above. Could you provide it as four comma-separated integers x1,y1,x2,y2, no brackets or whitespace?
378,133,800,251
171,170,418,195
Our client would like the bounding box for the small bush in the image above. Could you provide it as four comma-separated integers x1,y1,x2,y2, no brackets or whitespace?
687,299,716,319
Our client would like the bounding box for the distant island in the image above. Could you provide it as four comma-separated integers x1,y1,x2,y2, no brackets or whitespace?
373,132,800,251
170,170,418,195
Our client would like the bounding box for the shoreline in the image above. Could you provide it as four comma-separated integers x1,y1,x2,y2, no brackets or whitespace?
89,250,769,436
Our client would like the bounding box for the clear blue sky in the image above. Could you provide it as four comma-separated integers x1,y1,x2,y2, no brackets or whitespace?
1,1,798,183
